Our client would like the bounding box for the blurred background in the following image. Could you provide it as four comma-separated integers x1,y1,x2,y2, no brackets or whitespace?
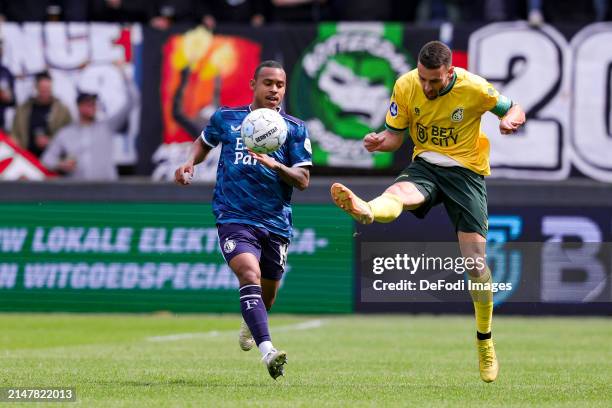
0,0,610,316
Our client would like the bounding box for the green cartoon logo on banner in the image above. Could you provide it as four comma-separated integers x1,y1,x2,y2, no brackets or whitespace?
291,23,414,168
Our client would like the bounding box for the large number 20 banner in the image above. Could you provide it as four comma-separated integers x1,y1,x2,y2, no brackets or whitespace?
470,22,612,182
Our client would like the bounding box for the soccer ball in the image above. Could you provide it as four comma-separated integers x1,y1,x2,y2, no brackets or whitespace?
241,108,288,154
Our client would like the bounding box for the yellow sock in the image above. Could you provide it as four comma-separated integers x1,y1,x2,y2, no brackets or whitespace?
367,193,403,223
468,267,493,334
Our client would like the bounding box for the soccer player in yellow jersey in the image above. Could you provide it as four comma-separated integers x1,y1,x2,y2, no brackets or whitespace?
331,41,526,383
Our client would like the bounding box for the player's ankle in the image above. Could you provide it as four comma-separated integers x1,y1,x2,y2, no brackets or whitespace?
258,340,274,357
477,331,492,340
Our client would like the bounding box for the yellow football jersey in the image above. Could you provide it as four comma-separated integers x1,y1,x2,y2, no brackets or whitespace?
385,67,508,176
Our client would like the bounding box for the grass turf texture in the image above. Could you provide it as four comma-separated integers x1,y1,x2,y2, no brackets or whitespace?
1,314,610,407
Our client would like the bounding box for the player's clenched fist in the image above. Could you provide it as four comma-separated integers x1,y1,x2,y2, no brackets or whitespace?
499,121,519,134
499,104,526,135
363,132,384,152
175,163,194,185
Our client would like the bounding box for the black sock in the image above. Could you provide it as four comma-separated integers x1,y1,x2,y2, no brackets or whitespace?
477,331,492,340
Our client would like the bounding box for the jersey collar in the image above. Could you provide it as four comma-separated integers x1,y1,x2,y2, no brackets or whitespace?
437,71,457,97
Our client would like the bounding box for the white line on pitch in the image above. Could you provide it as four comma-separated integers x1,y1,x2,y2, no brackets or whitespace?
146,330,221,342
146,319,325,343
275,319,324,332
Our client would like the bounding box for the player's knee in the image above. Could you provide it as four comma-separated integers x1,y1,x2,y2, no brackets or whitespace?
465,257,487,277
460,244,487,276
229,254,262,285
385,183,425,208
385,184,404,198
236,268,260,285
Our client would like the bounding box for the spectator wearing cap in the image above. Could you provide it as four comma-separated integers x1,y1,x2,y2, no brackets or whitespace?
12,72,72,158
41,65,139,180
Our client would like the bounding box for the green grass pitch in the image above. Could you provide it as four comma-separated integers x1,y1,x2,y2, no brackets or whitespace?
1,314,610,407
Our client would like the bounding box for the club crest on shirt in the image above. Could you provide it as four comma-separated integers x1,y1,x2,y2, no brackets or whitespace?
414,107,420,116
451,107,464,122
223,239,236,253
389,101,398,117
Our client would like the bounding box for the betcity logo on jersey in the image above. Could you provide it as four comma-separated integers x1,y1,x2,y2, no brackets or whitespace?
416,123,459,146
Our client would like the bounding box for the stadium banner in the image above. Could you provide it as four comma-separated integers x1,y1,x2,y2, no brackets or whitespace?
0,22,142,168
0,203,353,313
468,22,612,183
289,23,416,170
139,22,612,182
141,23,439,177
354,206,612,314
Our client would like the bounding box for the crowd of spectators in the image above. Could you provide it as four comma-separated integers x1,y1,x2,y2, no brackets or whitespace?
39,66,138,181
0,59,137,181
0,0,609,27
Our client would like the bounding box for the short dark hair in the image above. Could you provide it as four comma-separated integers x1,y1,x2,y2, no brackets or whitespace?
76,92,97,104
254,60,284,79
418,41,452,69
35,71,52,83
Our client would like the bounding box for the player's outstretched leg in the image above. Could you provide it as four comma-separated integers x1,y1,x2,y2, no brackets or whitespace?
331,183,406,224
330,183,374,224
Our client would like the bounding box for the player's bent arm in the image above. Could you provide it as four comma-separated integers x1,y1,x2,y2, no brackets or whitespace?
365,128,405,152
188,137,212,166
247,150,310,190
273,164,310,191
382,128,405,151
175,138,211,185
